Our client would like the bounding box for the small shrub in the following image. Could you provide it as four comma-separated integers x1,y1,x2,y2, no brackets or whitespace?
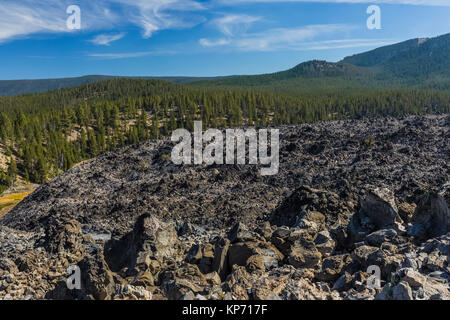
364,137,375,149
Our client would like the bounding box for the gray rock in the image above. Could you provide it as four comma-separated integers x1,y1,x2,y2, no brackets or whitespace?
408,193,449,239
348,187,401,242
366,228,397,247
314,230,336,257
392,281,413,300
227,223,258,243
212,238,230,281
287,240,322,269
332,272,353,292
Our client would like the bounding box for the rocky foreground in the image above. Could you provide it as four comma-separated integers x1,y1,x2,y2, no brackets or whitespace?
0,115,449,300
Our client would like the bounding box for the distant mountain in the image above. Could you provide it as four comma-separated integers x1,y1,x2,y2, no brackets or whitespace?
343,33,450,79
192,33,450,92
1,33,449,97
0,75,112,97
0,75,222,97
342,38,428,67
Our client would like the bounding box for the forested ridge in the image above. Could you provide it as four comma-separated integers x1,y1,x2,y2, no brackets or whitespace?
0,77,449,193
191,34,450,93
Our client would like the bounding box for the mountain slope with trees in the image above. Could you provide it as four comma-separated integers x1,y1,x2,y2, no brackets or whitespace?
192,33,450,92
0,77,449,192
0,33,449,192
1,33,449,97
0,75,223,97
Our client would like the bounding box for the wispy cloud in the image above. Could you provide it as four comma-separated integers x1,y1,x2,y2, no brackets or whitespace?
198,13,263,48
1,0,446,49
218,0,450,6
199,38,231,47
110,0,206,38
210,14,262,36
89,32,126,45
200,24,359,51
87,49,175,59
87,52,154,59
0,1,68,43
302,38,397,50
0,0,206,43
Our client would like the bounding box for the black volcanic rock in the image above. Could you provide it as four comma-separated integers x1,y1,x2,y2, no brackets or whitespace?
0,115,449,300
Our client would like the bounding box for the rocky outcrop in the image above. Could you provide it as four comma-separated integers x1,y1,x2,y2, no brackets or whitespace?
0,115,449,300
408,193,449,240
348,187,402,243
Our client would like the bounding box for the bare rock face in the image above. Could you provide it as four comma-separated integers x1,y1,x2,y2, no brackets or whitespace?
228,241,283,272
0,115,449,300
287,240,322,269
392,281,413,300
408,193,449,240
348,187,401,243
43,217,88,256
315,254,352,282
211,238,230,280
78,247,116,300
270,185,349,230
105,213,181,275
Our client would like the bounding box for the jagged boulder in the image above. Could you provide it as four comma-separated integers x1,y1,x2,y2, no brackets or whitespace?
269,185,349,228
287,239,322,269
348,187,401,243
43,217,87,256
160,264,208,300
392,281,413,300
378,267,450,300
408,193,449,240
314,230,336,257
315,254,352,282
77,246,117,300
212,238,230,280
228,241,283,272
105,213,181,275
366,228,397,247
227,222,260,243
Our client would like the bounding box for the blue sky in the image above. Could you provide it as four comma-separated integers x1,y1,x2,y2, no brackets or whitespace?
0,0,449,80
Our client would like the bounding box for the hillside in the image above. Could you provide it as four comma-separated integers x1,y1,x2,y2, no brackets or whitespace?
1,33,449,97
0,75,222,97
192,33,450,92
343,34,450,77
0,32,449,197
1,76,449,195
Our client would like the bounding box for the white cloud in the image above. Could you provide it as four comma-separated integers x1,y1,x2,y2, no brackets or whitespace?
303,38,397,50
219,0,450,6
89,32,126,45
110,0,206,38
0,0,206,43
211,14,262,36
199,38,232,46
200,24,359,51
0,1,68,43
87,52,155,59
0,0,446,46
87,49,176,59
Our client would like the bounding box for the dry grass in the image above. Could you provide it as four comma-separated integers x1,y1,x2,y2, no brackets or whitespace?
0,191,32,219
